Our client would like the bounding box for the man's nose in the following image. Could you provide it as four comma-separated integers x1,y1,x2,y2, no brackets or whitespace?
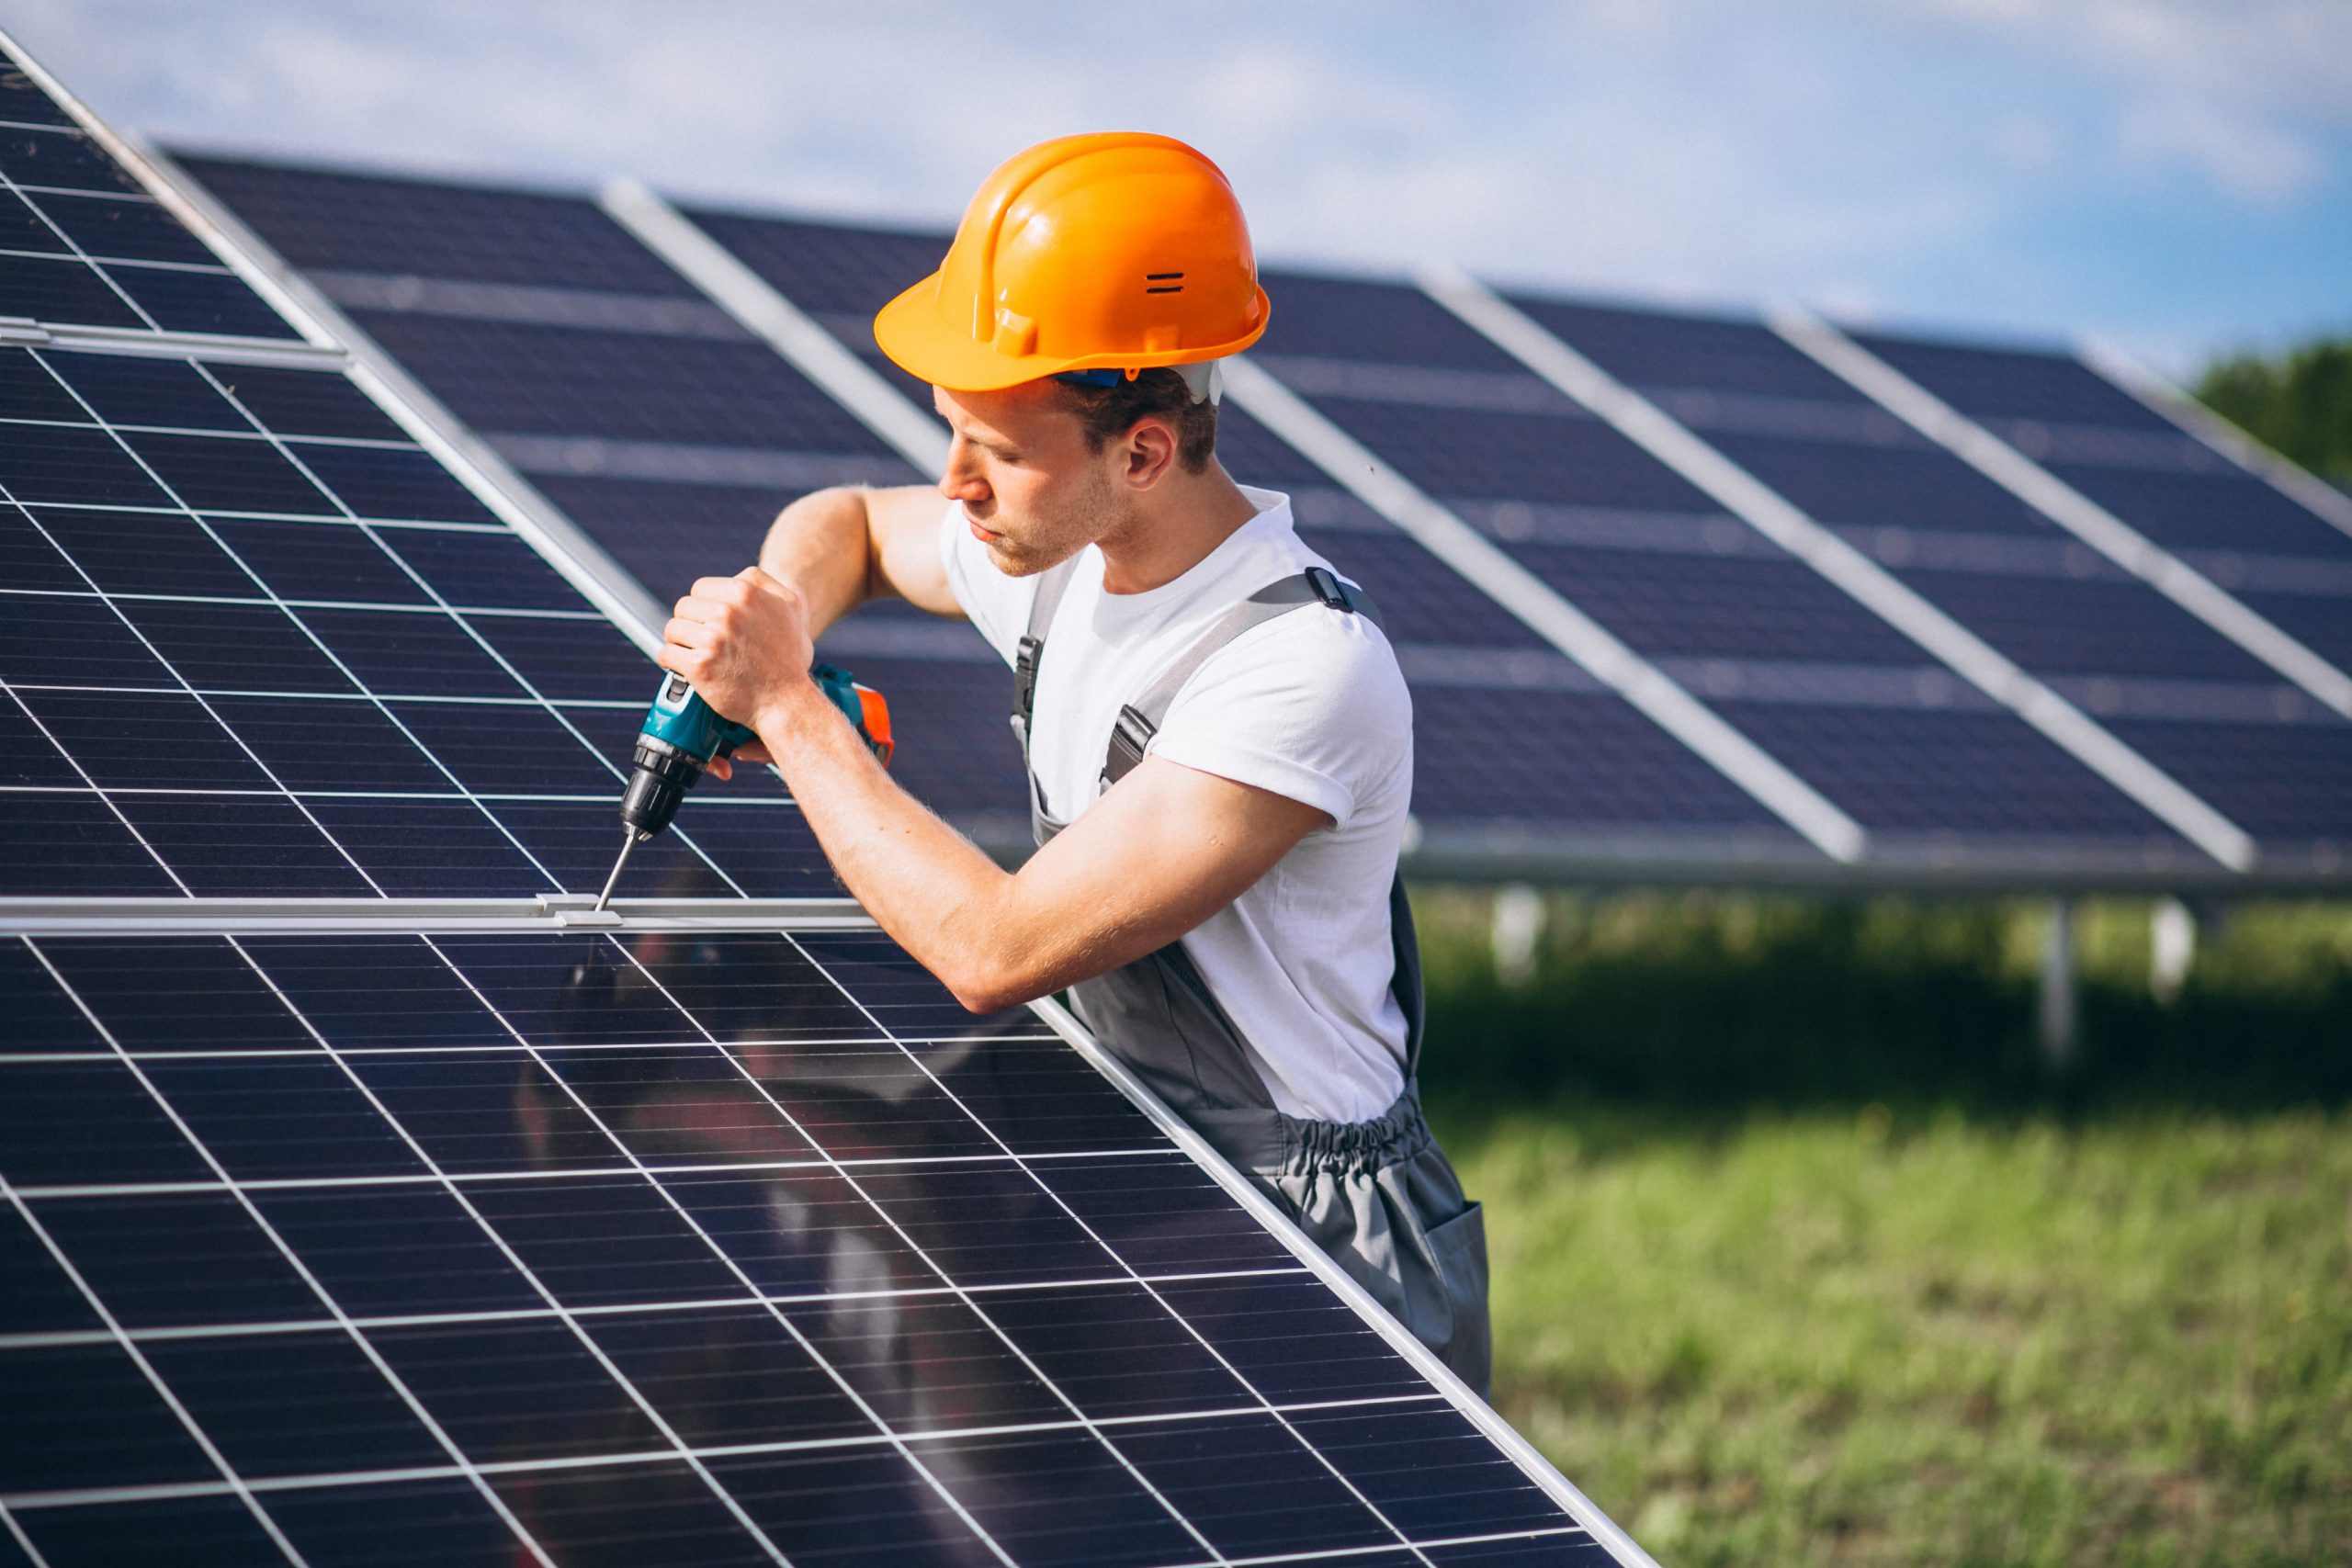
938,449,989,504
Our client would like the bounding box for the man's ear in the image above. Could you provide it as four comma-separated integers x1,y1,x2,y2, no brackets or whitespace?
1123,415,1179,491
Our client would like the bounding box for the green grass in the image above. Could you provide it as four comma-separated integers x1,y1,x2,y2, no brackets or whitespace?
1438,1102,2352,1565
1408,893,2352,1564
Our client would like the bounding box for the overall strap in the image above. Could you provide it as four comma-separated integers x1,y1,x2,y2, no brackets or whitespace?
1103,565,1381,787
1010,555,1082,757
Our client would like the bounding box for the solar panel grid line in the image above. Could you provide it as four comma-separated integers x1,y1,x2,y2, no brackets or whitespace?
0,675,191,895
1419,268,2259,874
1023,997,1659,1568
0,150,174,343
1219,353,1869,867
0,1389,1457,1515
763,938,1464,1568
7,352,583,900
1771,308,2352,717
202,932,823,1568
175,355,678,897
604,934,1444,1568
0,897,869,933
0,479,401,897
141,143,672,642
0,1501,39,1566
0,1257,1324,1356
2079,338,2352,541
14,941,563,1566
601,178,952,475
397,931,1047,1568
1,35,311,352
0,1175,314,1564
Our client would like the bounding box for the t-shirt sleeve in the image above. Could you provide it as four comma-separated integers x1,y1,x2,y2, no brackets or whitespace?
1145,613,1411,831
938,501,1028,666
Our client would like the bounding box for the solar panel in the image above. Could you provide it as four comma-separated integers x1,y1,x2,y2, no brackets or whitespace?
175,154,1032,836
1260,276,2195,867
0,342,837,900
4,39,1635,1566
0,70,289,342
1824,327,2352,860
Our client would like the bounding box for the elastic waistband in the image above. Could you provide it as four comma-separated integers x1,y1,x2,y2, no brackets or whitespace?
1186,1084,1430,1179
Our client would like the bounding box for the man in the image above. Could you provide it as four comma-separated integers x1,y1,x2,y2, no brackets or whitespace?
661,131,1489,1393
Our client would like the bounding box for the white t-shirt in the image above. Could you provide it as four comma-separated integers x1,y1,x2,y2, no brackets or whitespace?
939,486,1415,1122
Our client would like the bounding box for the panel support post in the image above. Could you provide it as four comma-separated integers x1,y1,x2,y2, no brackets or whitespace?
2039,897,2079,1072
2150,897,2196,1005
1491,883,1545,988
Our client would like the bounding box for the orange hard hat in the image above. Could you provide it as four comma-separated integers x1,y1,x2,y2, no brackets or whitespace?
874,131,1271,392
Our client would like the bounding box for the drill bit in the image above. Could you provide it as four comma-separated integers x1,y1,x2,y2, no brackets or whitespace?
592,831,638,914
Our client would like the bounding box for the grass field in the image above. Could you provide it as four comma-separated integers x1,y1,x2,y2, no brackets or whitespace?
1413,894,2352,1566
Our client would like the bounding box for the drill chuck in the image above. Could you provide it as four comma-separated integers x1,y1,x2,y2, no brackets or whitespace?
617,734,707,841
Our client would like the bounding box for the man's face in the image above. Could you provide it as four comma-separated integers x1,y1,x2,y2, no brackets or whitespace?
932,382,1123,578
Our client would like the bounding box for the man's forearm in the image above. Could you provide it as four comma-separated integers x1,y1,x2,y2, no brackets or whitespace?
756,487,880,638
753,676,1026,1010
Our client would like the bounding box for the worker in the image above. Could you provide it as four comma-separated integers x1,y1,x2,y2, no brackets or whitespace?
659,131,1489,1393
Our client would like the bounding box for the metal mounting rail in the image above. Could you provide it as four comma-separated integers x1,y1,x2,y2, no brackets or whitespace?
0,896,875,936
0,315,347,368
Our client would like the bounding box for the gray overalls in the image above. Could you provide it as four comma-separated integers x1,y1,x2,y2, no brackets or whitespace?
1013,558,1491,1396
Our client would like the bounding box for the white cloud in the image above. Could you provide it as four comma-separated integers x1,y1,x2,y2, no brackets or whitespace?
4,0,2344,369
2118,98,2328,206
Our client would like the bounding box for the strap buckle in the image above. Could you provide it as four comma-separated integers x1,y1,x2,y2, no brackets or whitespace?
1303,565,1351,611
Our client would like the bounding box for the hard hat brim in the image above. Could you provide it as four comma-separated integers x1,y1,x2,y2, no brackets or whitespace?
874,270,1270,393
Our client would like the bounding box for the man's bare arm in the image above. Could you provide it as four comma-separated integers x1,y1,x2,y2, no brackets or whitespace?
756,483,958,637
665,570,1329,1013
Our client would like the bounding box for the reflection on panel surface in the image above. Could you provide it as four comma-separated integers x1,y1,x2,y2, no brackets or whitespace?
0,931,1600,1563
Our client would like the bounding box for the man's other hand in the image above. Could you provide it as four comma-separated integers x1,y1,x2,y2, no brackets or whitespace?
659,567,814,739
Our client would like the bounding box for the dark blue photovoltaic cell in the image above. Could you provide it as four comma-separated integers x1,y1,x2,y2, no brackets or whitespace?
1216,400,1351,491
1300,523,1554,651
0,930,1595,1562
1850,331,2178,434
1312,396,1720,513
679,207,949,318
1713,703,2177,837
171,153,705,295
1501,544,1930,665
1513,294,1871,405
2043,462,2352,562
0,108,297,341
1261,270,1522,371
2105,717,2352,843
1705,427,2059,535
353,311,898,457
1414,685,1790,830
524,473,821,599
0,347,838,901
2234,589,2352,673
1891,567,2281,682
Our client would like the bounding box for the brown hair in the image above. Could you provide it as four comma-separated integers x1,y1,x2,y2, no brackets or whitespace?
1052,367,1218,474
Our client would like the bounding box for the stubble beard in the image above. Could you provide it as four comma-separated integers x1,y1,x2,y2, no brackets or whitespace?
985,462,1126,580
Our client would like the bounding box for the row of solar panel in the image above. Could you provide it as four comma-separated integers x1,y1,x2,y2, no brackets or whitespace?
0,337,866,899
5,929,1596,1566
151,150,2352,877
1,45,1623,1567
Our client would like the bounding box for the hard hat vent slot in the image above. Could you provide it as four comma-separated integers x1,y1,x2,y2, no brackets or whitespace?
1145,271,1185,294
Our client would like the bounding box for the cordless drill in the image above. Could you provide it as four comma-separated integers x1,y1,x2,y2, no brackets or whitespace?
592,663,892,910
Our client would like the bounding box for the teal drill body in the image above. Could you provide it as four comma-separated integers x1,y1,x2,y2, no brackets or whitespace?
594,663,884,908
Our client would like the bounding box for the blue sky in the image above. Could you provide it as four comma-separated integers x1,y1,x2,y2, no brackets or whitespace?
11,0,2347,378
